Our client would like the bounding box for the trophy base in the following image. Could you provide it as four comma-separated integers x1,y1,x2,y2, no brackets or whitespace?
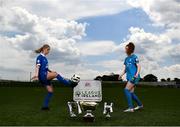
106,114,111,118
105,114,111,120
83,112,95,122
70,112,77,118
83,115,95,122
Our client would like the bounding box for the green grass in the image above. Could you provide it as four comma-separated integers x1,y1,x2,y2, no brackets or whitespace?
0,84,180,126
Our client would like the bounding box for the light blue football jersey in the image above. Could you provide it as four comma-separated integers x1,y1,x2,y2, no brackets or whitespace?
124,54,140,82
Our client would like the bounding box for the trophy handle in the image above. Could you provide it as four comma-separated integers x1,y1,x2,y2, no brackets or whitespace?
103,102,107,114
67,102,72,113
76,101,82,114
110,103,113,113
67,102,77,117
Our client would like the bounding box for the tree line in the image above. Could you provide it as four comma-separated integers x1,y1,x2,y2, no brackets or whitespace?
94,73,180,83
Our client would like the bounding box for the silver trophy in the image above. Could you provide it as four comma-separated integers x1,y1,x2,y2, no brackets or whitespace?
80,102,98,122
67,101,82,118
103,102,113,118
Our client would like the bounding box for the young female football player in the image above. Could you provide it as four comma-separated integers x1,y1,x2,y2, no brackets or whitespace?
119,42,143,112
32,44,77,110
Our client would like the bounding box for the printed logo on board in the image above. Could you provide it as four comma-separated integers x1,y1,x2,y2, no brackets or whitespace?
85,82,91,87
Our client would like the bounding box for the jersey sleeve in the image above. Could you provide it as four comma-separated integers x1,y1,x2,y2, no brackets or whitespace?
124,58,127,72
134,55,139,64
36,56,41,66
124,58,127,65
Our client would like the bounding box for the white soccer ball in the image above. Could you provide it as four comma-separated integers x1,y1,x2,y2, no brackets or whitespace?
71,74,80,83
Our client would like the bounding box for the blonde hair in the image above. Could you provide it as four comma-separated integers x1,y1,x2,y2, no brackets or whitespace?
35,44,50,53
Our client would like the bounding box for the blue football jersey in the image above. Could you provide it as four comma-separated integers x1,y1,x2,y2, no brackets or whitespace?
36,53,49,77
124,54,140,81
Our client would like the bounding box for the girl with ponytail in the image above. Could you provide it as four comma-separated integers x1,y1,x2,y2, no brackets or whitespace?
32,44,77,110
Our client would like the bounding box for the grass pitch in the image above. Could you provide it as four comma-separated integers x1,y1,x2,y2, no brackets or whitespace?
0,83,180,126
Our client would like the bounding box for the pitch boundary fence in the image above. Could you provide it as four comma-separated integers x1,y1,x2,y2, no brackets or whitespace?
0,80,179,88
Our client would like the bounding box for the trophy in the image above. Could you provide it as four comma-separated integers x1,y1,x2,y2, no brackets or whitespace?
67,101,82,118
103,102,113,118
80,102,98,122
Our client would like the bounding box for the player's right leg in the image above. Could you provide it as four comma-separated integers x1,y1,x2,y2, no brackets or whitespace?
46,72,57,80
47,72,71,86
123,82,134,112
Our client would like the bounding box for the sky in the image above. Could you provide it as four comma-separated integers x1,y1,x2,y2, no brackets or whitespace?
0,0,180,81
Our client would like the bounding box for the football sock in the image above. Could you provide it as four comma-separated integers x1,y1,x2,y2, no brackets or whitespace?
124,89,133,108
131,92,142,106
56,74,71,86
43,92,53,108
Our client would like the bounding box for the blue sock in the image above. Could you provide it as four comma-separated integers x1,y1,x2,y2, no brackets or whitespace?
124,89,133,108
131,92,142,106
56,74,71,86
43,92,53,108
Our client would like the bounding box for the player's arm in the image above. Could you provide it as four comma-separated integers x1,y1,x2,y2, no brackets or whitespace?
32,57,41,81
134,56,141,78
135,63,141,78
32,65,40,80
118,65,126,80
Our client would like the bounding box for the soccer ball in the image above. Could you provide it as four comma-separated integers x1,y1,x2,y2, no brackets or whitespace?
71,74,80,83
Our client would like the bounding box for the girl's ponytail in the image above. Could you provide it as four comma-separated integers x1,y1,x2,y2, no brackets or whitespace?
35,47,43,53
35,44,50,54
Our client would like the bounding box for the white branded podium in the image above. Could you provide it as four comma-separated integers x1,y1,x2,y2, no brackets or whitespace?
73,80,102,102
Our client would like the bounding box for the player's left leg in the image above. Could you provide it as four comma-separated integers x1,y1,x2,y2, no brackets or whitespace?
131,87,143,111
42,85,54,110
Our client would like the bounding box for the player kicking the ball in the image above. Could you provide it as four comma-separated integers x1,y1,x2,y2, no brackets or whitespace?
32,44,79,111
119,42,143,112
